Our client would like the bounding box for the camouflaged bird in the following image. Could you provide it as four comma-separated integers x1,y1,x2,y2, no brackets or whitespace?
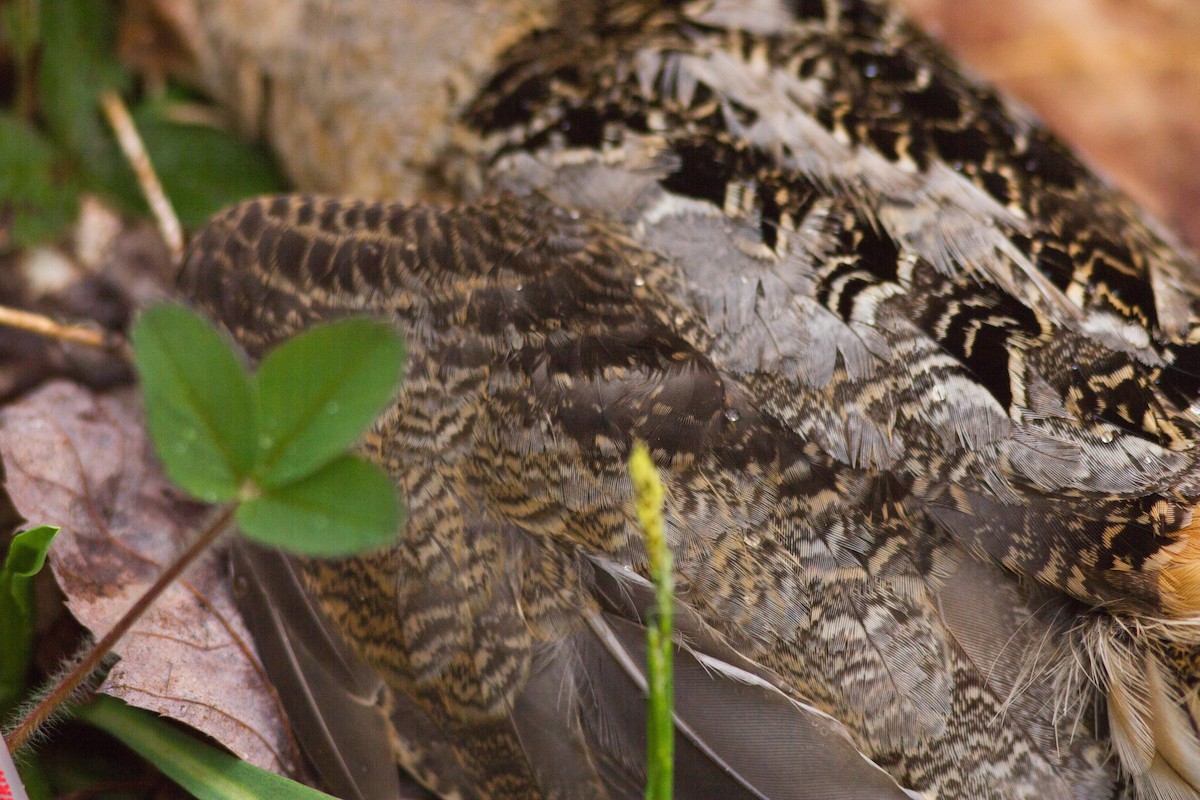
177,0,1200,798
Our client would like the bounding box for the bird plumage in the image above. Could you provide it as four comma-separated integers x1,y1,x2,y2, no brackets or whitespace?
180,1,1200,797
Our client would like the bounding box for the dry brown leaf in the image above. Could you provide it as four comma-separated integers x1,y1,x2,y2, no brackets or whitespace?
0,380,298,775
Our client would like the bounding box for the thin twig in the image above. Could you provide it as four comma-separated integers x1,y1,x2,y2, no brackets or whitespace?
3,504,237,753
0,304,131,360
99,90,185,264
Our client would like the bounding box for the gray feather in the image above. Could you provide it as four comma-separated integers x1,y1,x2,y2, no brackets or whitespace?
230,541,404,800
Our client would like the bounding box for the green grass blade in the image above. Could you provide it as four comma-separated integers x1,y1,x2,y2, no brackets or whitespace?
629,442,672,800
253,318,405,487
131,304,258,503
77,695,336,800
236,455,402,555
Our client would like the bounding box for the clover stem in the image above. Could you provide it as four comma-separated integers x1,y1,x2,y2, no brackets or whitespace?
3,503,237,752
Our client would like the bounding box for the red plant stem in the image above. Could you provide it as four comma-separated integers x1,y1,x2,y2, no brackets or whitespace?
3,504,237,752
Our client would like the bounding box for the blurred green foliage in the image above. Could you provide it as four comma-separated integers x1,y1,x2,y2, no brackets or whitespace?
0,0,287,251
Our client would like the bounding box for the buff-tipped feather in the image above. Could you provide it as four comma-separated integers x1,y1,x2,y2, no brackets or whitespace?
1083,619,1200,799
1159,519,1200,618
1143,656,1200,798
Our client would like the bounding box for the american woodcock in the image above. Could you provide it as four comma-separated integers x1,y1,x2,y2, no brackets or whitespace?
177,0,1200,797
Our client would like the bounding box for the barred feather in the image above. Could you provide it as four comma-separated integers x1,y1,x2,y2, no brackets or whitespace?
177,0,1200,797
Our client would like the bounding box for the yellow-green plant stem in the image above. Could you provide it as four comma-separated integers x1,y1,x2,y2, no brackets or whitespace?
630,441,672,800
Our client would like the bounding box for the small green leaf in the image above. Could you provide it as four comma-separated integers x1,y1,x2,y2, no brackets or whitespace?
236,455,401,556
0,113,79,249
1,525,60,714
78,694,338,800
254,318,405,487
133,105,288,227
3,525,59,582
132,305,258,502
